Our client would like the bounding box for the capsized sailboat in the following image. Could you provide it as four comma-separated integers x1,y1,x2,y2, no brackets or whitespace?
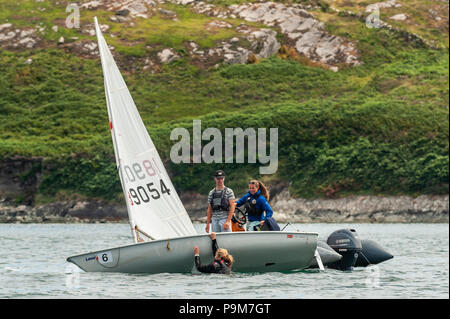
66,18,319,274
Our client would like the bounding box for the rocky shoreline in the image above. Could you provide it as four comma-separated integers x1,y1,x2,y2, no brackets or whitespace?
0,156,447,223
1,189,447,224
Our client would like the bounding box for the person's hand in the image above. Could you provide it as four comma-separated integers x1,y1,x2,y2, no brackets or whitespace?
193,246,200,255
224,220,230,230
205,223,210,233
259,220,265,225
210,232,216,240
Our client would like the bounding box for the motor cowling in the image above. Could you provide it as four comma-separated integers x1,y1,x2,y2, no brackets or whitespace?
326,229,362,271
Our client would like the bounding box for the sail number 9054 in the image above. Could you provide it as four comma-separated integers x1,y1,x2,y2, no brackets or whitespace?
128,179,171,206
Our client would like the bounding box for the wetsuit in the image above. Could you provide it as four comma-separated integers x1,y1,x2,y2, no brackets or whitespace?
194,239,231,274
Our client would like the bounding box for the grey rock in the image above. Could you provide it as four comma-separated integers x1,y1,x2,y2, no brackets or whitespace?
248,28,280,59
18,37,36,48
20,29,35,38
365,0,401,12
389,13,408,21
158,48,180,63
158,8,176,16
116,9,130,16
279,18,304,34
109,15,131,23
295,30,322,55
80,0,103,10
171,0,196,5
223,50,249,64
297,18,321,32
330,66,339,72
0,23,12,32
142,57,154,71
287,32,303,40
0,25,41,50
188,1,361,67
83,0,155,18
0,31,16,42
206,20,232,29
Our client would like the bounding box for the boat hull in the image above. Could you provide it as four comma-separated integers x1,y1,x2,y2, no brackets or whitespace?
67,231,318,274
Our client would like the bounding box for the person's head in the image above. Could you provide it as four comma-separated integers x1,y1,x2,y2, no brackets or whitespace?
214,170,225,187
248,180,270,201
215,248,234,266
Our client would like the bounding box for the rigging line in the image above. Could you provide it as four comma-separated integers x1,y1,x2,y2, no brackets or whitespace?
135,225,155,241
281,222,291,231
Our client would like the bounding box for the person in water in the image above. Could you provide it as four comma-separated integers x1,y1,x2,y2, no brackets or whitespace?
193,232,233,274
236,180,273,231
205,170,236,233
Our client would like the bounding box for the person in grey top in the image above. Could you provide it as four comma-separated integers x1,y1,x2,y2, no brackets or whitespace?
205,170,236,233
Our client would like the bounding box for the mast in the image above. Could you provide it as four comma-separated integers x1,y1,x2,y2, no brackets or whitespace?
94,17,138,243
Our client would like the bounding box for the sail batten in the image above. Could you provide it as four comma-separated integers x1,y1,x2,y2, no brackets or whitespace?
94,17,197,240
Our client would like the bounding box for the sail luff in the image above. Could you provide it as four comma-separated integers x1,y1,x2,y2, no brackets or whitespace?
94,17,137,243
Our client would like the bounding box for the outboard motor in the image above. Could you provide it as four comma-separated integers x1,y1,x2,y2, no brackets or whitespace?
326,229,362,271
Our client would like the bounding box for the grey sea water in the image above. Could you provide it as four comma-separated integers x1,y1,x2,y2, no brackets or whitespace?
0,223,448,299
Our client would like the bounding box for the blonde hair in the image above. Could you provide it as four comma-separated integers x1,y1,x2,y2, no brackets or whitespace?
249,180,270,201
216,248,234,266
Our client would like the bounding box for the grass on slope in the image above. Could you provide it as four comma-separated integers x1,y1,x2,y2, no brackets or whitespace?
0,0,448,203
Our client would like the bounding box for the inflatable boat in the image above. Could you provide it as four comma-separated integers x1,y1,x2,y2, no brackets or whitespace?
309,228,393,270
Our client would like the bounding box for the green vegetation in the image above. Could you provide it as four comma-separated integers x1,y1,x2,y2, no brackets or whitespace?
322,0,449,48
0,0,448,203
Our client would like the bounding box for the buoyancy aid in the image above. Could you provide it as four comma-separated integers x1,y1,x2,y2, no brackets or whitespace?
244,192,263,218
210,187,230,212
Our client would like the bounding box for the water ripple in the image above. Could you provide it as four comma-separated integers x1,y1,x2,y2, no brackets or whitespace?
0,223,448,298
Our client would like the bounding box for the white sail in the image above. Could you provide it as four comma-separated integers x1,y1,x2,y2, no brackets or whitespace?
94,17,197,241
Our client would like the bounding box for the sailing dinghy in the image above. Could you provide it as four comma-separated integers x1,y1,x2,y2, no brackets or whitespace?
66,18,319,274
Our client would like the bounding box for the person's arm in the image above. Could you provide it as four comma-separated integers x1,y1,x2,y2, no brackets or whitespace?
259,198,274,224
223,189,236,231
194,245,217,273
210,232,218,256
224,199,236,231
205,204,212,233
235,193,249,207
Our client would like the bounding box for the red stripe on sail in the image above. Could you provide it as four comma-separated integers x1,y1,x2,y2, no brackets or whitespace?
128,192,134,206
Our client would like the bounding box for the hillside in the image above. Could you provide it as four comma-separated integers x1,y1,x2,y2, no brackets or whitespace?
0,0,448,209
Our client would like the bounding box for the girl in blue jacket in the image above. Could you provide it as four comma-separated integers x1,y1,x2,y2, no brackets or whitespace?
236,180,273,231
